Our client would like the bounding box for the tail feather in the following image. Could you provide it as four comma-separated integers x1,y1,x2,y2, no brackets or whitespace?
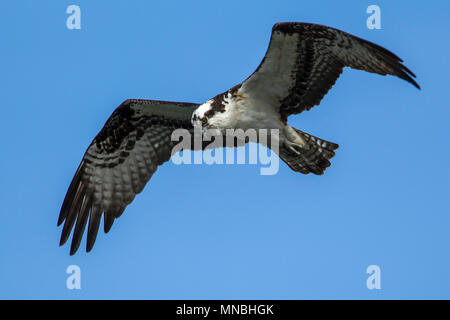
279,129,339,175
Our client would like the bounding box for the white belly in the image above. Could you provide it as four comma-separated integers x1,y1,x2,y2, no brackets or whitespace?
203,89,305,148
228,95,284,131
227,94,306,148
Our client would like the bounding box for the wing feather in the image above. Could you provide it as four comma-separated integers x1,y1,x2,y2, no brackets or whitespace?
58,99,199,254
86,205,102,252
240,22,419,121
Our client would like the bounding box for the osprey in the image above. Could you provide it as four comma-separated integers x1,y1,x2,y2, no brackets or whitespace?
59,22,419,255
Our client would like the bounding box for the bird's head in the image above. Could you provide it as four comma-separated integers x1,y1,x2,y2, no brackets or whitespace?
192,100,218,130
191,109,209,130
191,97,233,138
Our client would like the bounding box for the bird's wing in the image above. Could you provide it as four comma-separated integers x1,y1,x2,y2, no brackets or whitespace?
239,22,419,121
58,99,199,255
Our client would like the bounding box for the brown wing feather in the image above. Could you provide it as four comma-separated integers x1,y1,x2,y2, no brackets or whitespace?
241,22,419,121
58,99,198,255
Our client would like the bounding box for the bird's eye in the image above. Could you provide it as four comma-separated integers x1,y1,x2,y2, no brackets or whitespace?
201,118,208,125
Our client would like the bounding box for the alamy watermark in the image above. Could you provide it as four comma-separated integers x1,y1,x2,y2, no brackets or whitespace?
366,265,381,290
170,128,280,176
66,5,81,30
366,5,381,30
66,265,81,290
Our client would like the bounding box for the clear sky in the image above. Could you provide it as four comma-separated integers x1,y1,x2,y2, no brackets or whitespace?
1,0,449,299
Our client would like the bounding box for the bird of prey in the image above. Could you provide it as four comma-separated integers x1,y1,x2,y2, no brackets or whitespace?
58,22,420,255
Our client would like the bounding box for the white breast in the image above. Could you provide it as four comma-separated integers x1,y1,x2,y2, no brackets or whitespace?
195,85,292,145
227,86,285,132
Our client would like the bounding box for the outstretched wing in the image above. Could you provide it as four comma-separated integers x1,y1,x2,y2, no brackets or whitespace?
58,99,199,255
240,22,420,121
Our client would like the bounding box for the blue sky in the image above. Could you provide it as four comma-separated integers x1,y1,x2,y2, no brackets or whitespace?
0,0,449,299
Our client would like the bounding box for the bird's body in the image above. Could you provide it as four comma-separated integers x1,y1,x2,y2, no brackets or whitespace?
58,22,420,255
194,87,289,142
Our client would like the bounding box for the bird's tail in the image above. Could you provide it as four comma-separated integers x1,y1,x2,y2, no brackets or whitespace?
279,128,339,175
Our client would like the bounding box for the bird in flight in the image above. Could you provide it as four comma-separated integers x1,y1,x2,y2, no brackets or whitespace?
59,22,420,255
